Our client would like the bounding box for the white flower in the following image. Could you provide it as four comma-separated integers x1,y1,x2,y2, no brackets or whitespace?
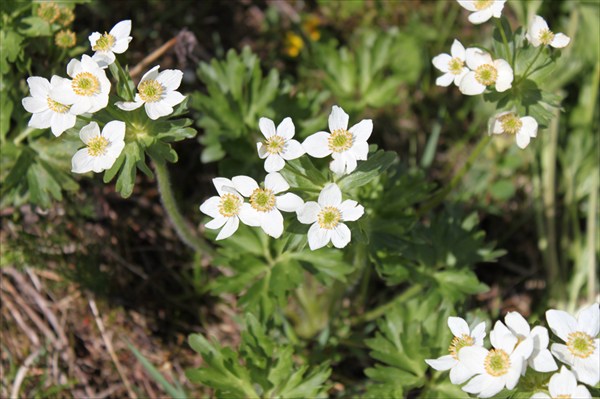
459,321,534,398
256,117,304,172
503,312,557,373
425,317,486,384
116,65,185,120
71,121,125,174
22,76,77,137
51,55,111,114
531,366,592,399
460,48,513,95
297,183,364,250
492,112,538,149
230,173,304,239
432,39,469,87
302,105,372,175
526,16,571,48
546,303,599,386
89,20,133,68
199,178,261,240
457,0,506,24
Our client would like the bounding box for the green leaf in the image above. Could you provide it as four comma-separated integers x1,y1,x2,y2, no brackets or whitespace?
128,343,187,399
337,150,397,191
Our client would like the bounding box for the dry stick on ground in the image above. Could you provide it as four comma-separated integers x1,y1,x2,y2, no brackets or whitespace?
9,348,42,399
1,295,40,347
129,36,178,79
88,297,138,399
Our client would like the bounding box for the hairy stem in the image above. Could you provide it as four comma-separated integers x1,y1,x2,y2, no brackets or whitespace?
153,159,213,255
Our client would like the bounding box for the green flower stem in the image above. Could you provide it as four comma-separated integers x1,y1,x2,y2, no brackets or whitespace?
495,18,511,65
584,170,598,305
113,57,136,101
153,159,214,255
350,284,422,326
419,135,492,215
516,46,545,85
13,127,36,145
77,115,95,124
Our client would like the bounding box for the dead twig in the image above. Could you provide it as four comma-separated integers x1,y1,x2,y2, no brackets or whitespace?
88,297,138,399
10,349,42,399
129,37,178,79
1,295,40,347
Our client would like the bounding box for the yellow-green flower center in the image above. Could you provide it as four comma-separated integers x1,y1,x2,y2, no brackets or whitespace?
567,331,595,358
328,129,353,153
448,334,475,360
92,32,116,52
474,0,493,10
47,97,70,114
263,135,285,155
138,79,164,103
249,188,276,212
55,29,76,48
37,2,60,23
72,72,100,96
57,7,75,26
448,58,465,75
539,29,555,46
475,64,498,86
498,113,523,135
87,136,109,157
555,395,572,399
218,193,242,218
318,206,341,230
484,349,510,377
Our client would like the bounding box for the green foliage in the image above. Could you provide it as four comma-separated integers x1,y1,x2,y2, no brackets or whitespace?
187,313,331,398
307,28,422,113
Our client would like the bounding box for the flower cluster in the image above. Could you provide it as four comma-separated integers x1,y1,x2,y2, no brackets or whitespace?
200,105,367,250
426,303,599,398
22,20,186,174
432,2,571,149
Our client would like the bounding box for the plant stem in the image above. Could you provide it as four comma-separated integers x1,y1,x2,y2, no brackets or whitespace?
516,46,544,85
585,170,598,305
495,18,511,65
419,135,492,215
153,159,214,255
113,57,136,101
350,284,422,326
13,127,36,145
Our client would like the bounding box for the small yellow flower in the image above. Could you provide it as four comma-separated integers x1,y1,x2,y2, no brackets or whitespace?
57,7,75,27
284,32,304,58
303,15,321,41
55,29,76,48
37,2,60,24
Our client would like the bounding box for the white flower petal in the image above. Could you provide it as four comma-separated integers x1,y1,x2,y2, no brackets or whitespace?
28,110,53,129
66,58,82,77
303,132,332,158
328,105,349,132
530,393,551,399
425,355,456,371
490,0,506,17
457,1,478,12
92,52,115,68
491,321,518,353
530,16,549,42
156,69,183,91
521,116,538,138
350,119,373,142
318,183,342,207
204,216,227,230
572,385,592,399
530,348,557,372
450,361,474,384
512,336,534,361
331,223,351,248
79,122,100,144
238,203,261,227
102,121,126,143
140,65,160,83
531,326,550,349
27,76,50,98
145,101,173,120
436,73,455,87
551,33,571,48
109,20,132,40
281,139,304,160
516,131,532,149
453,68,469,86
116,100,144,111
465,48,492,70
550,343,574,366
231,175,259,197
71,148,94,173
546,309,578,342
468,8,494,24
199,196,221,218
163,91,185,107
451,39,466,60
462,374,491,394
574,345,599,385
494,59,513,92
212,177,235,196
479,377,505,398
577,303,599,337
276,117,295,140
459,72,486,95
471,321,487,344
505,312,531,336
329,156,346,176
448,316,470,337
216,217,239,240
351,140,369,161
297,202,320,224
50,113,76,137
458,346,487,375
550,366,578,395
432,53,452,72
259,117,276,138
257,142,268,159
264,154,285,172
260,209,284,238
308,223,331,250
22,97,48,114
339,200,364,222
276,193,304,212
264,172,289,194
341,153,357,174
